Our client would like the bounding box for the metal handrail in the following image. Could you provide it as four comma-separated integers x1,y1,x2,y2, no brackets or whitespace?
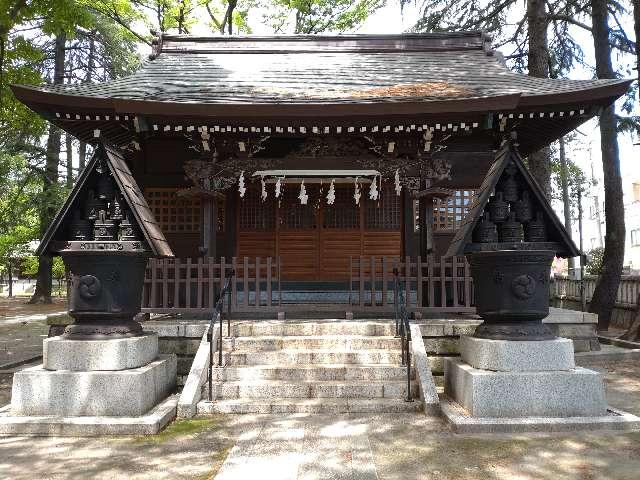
393,268,413,402
207,269,235,401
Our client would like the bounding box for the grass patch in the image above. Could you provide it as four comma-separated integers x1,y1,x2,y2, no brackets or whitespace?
134,418,218,444
191,446,234,480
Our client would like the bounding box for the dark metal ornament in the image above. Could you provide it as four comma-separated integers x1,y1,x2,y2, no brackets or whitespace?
119,211,140,241
488,192,509,223
108,193,125,221
514,190,533,223
70,210,92,241
93,211,117,241
84,190,106,221
502,174,519,203
97,173,116,200
63,253,148,339
468,250,555,341
499,212,524,242
526,211,547,242
474,213,498,243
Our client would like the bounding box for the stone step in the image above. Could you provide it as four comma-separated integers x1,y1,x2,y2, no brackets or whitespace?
230,322,396,337
209,379,419,399
212,364,413,382
197,397,423,414
223,335,401,352
224,349,403,366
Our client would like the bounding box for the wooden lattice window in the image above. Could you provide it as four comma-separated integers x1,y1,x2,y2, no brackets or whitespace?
239,187,276,230
145,188,202,233
323,186,359,229
280,186,317,229
432,190,476,231
412,190,476,232
365,184,401,230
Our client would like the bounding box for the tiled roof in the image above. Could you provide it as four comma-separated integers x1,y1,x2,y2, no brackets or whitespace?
24,32,629,105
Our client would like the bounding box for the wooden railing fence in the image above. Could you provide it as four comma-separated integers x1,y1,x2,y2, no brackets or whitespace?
142,255,474,313
553,275,640,309
349,256,474,311
142,257,281,313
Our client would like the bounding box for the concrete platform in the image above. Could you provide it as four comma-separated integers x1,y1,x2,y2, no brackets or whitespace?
0,395,177,436
439,396,640,433
43,333,158,371
11,355,176,417
444,358,607,418
460,336,575,372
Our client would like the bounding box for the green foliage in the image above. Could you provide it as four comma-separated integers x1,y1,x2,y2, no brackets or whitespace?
268,0,386,33
549,138,589,212
586,247,605,276
0,152,41,268
21,255,65,279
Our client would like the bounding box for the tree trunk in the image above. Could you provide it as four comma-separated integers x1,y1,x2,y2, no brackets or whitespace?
558,137,575,276
78,141,86,171
30,32,66,304
65,133,73,188
77,32,95,173
634,0,640,107
7,260,12,298
589,0,625,331
525,0,552,198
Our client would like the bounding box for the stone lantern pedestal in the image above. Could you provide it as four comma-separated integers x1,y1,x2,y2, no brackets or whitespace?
444,248,607,420
439,142,639,432
0,143,178,435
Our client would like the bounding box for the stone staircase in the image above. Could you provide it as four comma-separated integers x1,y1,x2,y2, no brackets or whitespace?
197,320,421,414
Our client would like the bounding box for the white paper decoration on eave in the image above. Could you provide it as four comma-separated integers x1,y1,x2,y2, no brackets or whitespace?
326,179,336,205
299,180,308,205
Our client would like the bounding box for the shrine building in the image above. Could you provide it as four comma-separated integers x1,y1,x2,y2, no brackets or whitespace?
12,32,631,314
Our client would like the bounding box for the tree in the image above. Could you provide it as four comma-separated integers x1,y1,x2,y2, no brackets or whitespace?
29,31,66,304
587,0,626,331
267,0,385,34
585,247,605,275
409,0,635,198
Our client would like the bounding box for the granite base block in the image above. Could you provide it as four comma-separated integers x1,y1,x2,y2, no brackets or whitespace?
439,397,640,433
0,395,177,436
43,333,159,371
460,336,575,372
444,358,607,418
11,355,176,417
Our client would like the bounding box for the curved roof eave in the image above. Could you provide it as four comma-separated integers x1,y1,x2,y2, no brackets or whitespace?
11,78,632,120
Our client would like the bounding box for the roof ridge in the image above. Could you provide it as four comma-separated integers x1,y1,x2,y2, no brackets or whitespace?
150,31,494,58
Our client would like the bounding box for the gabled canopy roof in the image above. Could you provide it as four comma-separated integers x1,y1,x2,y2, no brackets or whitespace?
445,140,580,258
12,32,630,116
37,142,173,258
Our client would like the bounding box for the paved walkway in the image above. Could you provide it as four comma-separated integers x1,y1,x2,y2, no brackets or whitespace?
0,321,48,370
215,415,378,480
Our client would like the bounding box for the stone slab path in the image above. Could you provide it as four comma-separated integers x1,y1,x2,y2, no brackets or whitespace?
215,415,378,480
0,321,48,370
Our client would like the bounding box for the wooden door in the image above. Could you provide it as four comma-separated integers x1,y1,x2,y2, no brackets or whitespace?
319,186,361,279
277,186,320,280
237,184,402,282
237,188,277,259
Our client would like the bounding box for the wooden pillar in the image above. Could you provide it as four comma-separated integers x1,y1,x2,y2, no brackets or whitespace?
419,197,435,256
225,191,238,259
201,197,217,260
402,189,417,258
